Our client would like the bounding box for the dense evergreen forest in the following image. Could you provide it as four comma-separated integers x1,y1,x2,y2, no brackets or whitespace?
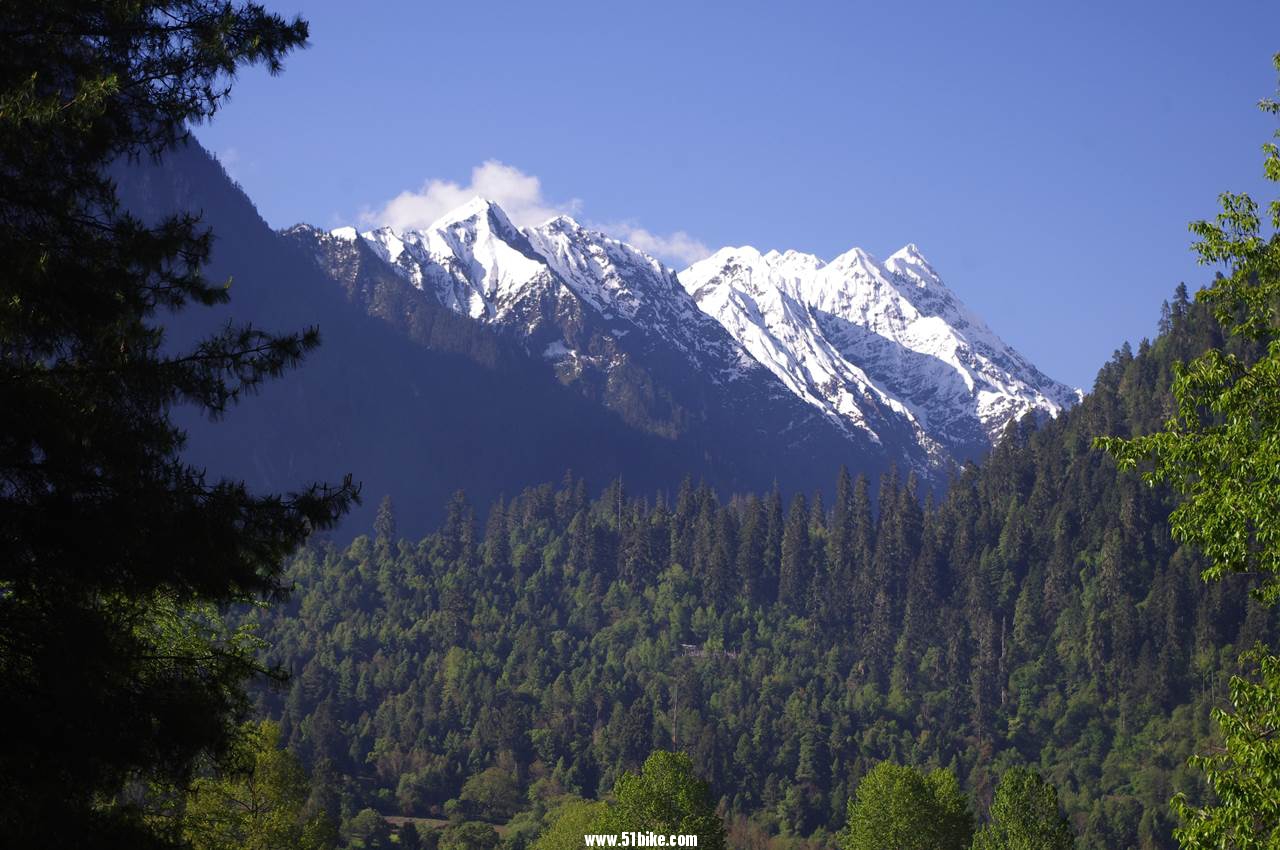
241,288,1277,849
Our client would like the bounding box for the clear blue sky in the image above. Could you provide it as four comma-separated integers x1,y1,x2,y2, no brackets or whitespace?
196,0,1280,389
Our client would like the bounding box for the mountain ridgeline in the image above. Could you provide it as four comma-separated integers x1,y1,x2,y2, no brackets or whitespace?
243,289,1275,849
287,192,1078,483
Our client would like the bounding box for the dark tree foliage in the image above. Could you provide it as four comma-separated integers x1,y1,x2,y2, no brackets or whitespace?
0,3,355,847
237,287,1277,850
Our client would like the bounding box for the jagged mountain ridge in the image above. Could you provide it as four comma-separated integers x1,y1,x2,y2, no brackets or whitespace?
681,243,1082,462
287,200,922,469
299,198,1077,469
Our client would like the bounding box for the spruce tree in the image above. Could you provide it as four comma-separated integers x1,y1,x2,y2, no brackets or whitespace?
779,492,811,612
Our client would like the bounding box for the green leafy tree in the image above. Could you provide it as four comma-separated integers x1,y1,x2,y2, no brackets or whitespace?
1096,53,1280,849
182,720,336,850
1097,55,1280,607
1170,646,1280,848
460,766,523,821
346,808,393,849
531,799,609,850
598,751,727,850
840,761,972,850
971,767,1073,850
440,821,500,850
0,2,356,847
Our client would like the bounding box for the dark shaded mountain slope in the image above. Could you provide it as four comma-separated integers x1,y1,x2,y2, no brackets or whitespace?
116,143,884,537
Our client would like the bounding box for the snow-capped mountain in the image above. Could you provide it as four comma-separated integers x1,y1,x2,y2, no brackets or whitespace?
680,243,1081,462
288,196,1076,477
299,199,751,378
285,199,884,472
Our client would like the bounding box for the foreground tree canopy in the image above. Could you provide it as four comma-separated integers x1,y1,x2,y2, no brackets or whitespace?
0,3,355,847
183,721,337,850
971,767,1074,850
839,761,972,850
597,751,727,850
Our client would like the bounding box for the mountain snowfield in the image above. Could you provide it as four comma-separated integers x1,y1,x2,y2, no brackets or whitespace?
294,196,1078,473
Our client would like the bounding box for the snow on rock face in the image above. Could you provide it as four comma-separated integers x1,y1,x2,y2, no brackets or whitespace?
524,216,749,378
321,198,759,389
680,243,1079,460
355,198,565,322
680,247,913,447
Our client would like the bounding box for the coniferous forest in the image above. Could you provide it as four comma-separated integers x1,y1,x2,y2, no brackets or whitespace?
239,291,1277,850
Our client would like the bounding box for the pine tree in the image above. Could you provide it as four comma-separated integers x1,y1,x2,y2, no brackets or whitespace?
482,496,510,575
374,495,398,547
761,483,784,602
823,467,857,625
735,495,767,602
0,4,356,847
779,493,811,612
704,508,737,608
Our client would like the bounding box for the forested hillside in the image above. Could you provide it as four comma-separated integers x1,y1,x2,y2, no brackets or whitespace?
241,287,1276,849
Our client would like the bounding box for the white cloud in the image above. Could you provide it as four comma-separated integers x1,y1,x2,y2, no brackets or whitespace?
360,160,581,231
360,161,711,267
594,222,711,268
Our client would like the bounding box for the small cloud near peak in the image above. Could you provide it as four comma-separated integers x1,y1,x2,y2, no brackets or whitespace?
360,162,710,267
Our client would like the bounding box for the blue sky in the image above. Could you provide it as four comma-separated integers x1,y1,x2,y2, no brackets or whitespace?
196,0,1280,389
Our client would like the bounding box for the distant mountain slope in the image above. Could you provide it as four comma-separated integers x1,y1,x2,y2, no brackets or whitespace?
116,142,887,538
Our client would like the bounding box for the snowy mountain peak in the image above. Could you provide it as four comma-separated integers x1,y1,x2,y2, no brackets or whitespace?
310,200,751,383
339,198,552,320
826,247,886,282
723,245,764,267
891,242,928,263
885,243,942,289
772,249,825,277
428,195,508,229
540,212,584,230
